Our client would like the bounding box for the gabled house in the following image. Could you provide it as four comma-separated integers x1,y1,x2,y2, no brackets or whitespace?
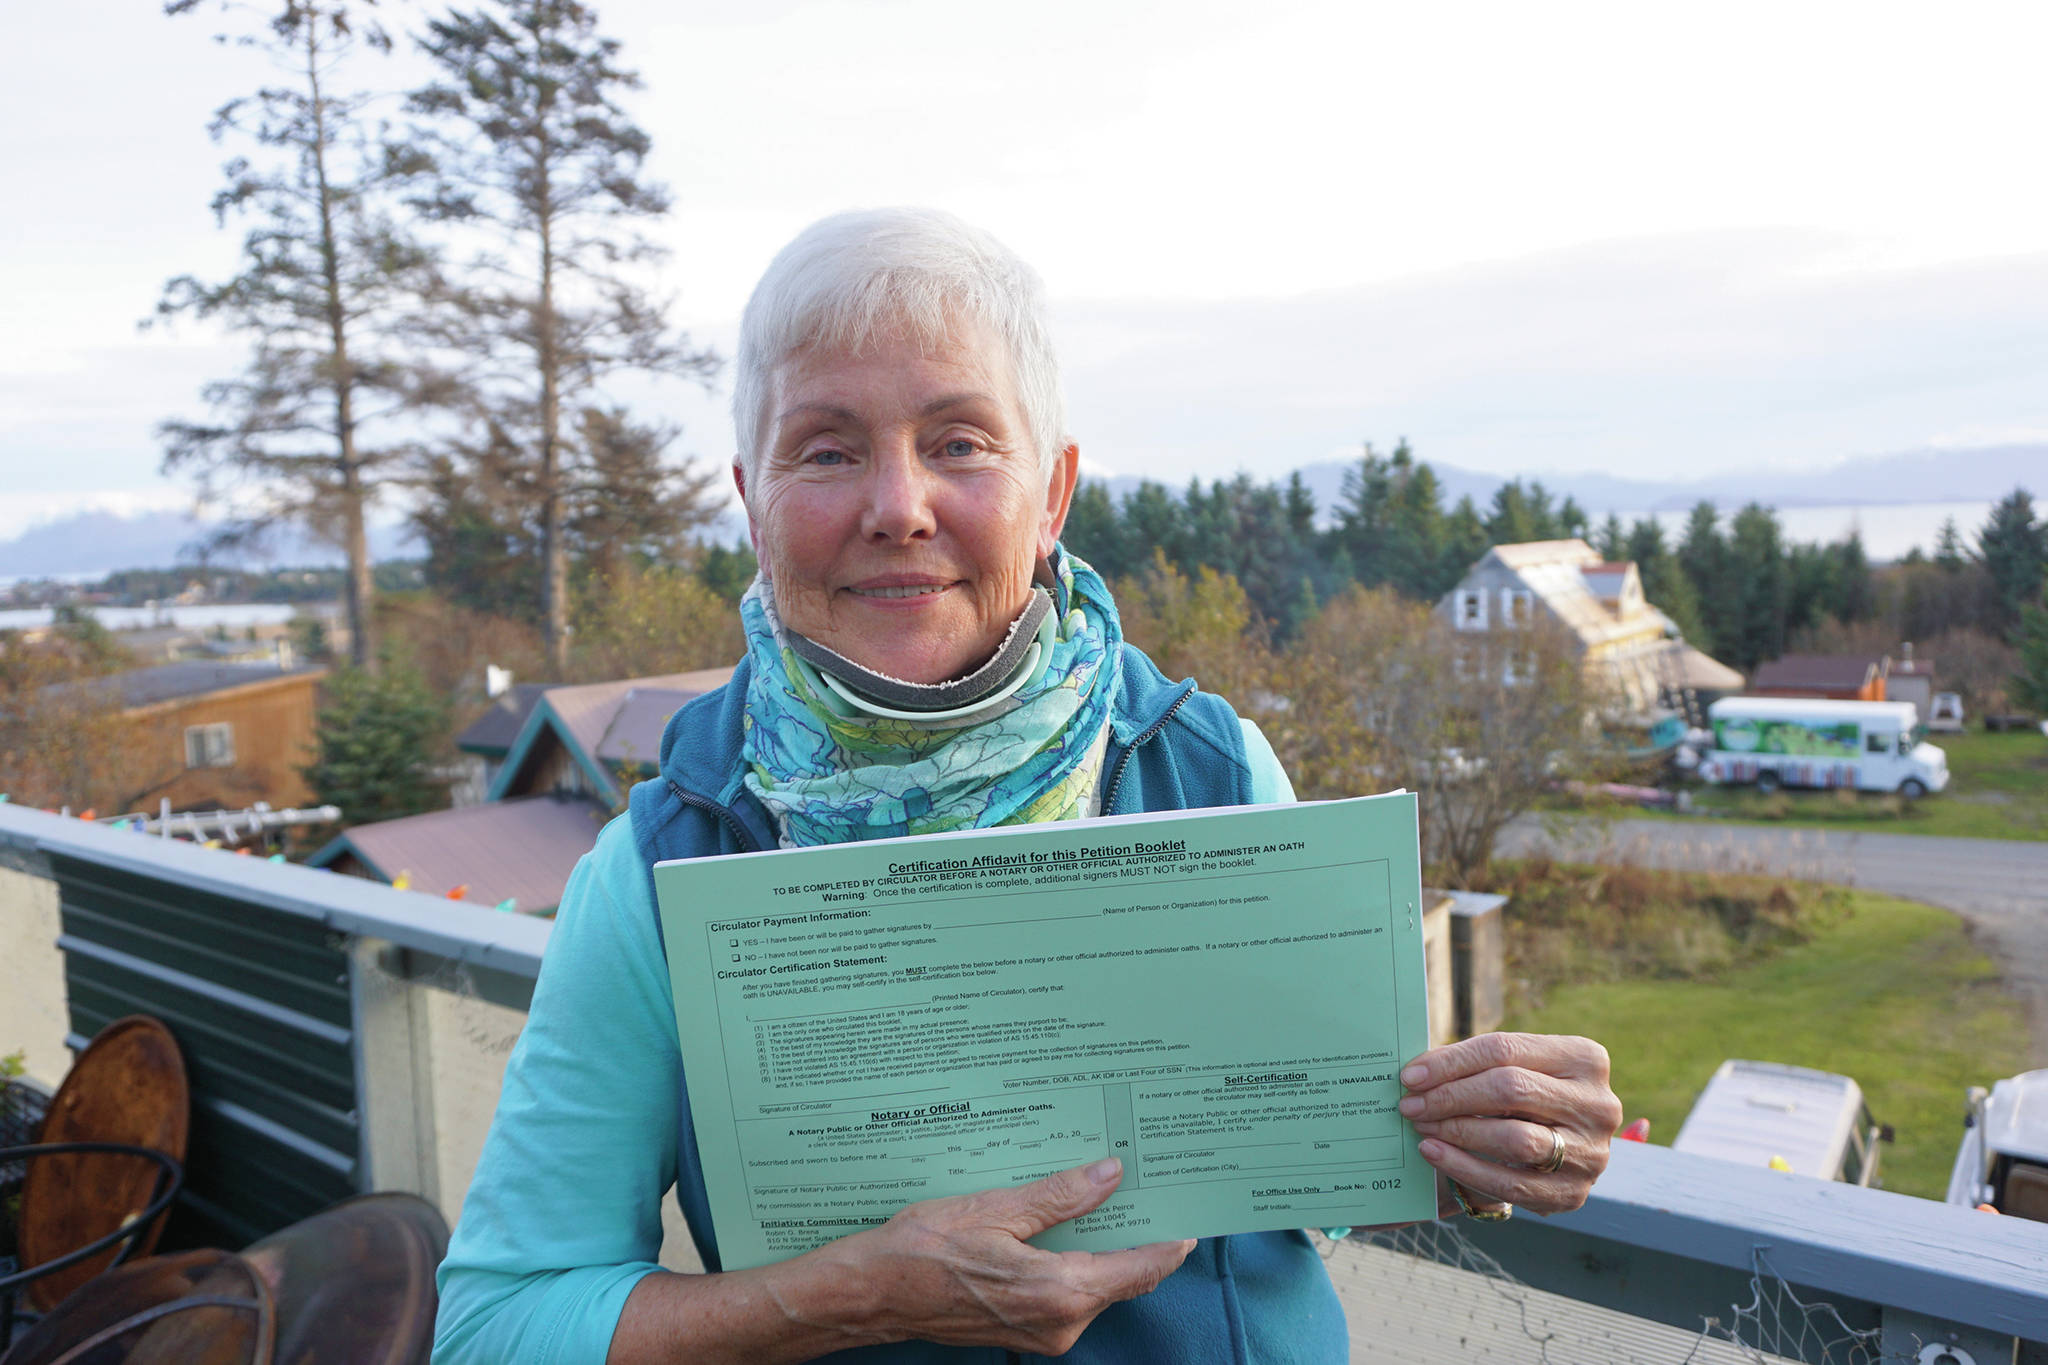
1436,539,1742,750
312,666,734,914
487,667,735,807
41,659,328,813
449,682,550,805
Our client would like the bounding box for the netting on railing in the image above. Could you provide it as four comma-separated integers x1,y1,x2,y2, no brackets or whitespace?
1333,1221,1918,1365
1692,1255,1883,1365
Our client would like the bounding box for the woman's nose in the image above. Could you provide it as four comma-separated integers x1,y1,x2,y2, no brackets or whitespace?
861,441,938,543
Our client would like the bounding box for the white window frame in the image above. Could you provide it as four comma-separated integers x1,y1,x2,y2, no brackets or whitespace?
184,722,235,769
1456,588,1488,631
1500,587,1533,627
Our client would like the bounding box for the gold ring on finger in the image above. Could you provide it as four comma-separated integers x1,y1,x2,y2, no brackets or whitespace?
1536,1125,1567,1173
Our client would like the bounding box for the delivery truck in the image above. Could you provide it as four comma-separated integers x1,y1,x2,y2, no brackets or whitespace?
1697,697,1949,797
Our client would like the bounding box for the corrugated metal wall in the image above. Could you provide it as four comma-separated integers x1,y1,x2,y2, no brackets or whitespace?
50,851,360,1247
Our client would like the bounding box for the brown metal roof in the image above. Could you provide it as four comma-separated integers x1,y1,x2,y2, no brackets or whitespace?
49,661,324,711
542,668,734,765
320,794,609,913
595,687,697,769
1750,655,1882,691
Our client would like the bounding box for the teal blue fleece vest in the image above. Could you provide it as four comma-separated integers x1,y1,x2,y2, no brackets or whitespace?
626,645,1347,1364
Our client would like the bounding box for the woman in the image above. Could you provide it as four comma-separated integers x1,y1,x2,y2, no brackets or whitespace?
434,208,1621,1364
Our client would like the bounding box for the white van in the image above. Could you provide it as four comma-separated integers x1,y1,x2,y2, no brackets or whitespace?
1674,1059,1890,1185
1698,697,1949,797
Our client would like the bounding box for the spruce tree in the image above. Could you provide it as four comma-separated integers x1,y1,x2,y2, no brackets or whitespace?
1557,495,1589,542
1727,503,1789,671
1934,517,1967,571
1336,442,1396,586
1062,481,1127,577
1483,479,1562,544
1385,445,1448,598
1678,502,1736,662
401,0,718,676
1972,488,2046,637
155,0,430,672
1440,496,1490,587
2011,586,2048,715
302,662,452,824
1595,513,1627,562
568,407,721,584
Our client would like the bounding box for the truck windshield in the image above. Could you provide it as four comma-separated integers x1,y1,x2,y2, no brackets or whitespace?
1898,733,1913,757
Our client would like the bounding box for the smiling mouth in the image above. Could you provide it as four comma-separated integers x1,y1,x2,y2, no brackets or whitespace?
849,583,950,599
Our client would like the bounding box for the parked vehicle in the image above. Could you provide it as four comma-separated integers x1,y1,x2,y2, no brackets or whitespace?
1926,691,1965,734
1946,1070,2048,1221
1696,697,1949,797
1672,1059,1890,1185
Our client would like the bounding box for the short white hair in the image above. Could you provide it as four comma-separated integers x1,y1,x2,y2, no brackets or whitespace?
733,208,1067,489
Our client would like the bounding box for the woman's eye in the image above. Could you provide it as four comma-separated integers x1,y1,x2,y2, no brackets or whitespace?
941,438,979,459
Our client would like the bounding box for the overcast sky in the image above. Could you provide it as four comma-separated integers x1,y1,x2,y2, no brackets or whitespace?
4,0,2046,539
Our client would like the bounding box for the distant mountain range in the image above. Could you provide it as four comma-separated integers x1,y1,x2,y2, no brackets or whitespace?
2,442,2036,579
1090,442,2045,522
0,510,420,579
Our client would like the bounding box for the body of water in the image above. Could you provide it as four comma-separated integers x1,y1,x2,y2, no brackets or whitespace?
0,601,336,632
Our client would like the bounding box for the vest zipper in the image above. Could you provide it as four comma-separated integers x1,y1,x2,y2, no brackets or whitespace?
668,781,763,853
1096,682,1195,816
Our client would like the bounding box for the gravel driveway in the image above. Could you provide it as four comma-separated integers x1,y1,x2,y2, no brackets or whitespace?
1498,815,2048,1064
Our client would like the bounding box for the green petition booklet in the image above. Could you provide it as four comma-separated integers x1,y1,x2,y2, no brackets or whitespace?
654,791,1438,1270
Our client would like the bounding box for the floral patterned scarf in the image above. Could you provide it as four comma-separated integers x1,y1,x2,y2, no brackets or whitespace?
739,547,1121,848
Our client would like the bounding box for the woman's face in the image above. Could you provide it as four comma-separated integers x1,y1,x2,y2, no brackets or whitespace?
741,318,1079,685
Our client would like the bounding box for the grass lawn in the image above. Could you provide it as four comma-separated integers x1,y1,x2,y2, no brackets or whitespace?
1638,728,2048,840
1506,892,2033,1200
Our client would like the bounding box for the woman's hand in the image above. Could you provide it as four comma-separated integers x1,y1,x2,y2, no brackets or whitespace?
610,1158,1192,1364
1398,1032,1622,1216
805,1157,1196,1356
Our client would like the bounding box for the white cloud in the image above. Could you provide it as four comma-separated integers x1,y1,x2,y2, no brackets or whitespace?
1926,423,2048,451
6,0,2048,528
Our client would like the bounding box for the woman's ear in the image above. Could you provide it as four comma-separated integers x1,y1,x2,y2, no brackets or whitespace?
1038,443,1082,556
733,459,765,567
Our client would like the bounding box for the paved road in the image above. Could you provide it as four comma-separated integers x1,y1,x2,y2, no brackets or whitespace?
1499,816,2048,1061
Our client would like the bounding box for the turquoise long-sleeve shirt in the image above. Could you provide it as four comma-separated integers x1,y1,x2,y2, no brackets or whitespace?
434,719,1297,1363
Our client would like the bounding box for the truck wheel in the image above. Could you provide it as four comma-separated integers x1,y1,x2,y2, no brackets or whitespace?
1899,779,1927,800
1755,771,1779,794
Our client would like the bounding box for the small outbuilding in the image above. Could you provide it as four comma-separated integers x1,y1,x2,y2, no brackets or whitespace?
1749,655,1887,702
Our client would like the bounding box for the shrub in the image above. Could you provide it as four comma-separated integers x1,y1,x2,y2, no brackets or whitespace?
1471,859,1850,1012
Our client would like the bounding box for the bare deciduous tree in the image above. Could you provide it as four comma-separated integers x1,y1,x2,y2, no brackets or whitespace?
0,630,181,815
1275,585,1603,886
1112,550,1275,716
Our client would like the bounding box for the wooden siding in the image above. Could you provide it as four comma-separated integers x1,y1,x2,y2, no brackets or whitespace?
127,672,325,811
503,730,598,801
